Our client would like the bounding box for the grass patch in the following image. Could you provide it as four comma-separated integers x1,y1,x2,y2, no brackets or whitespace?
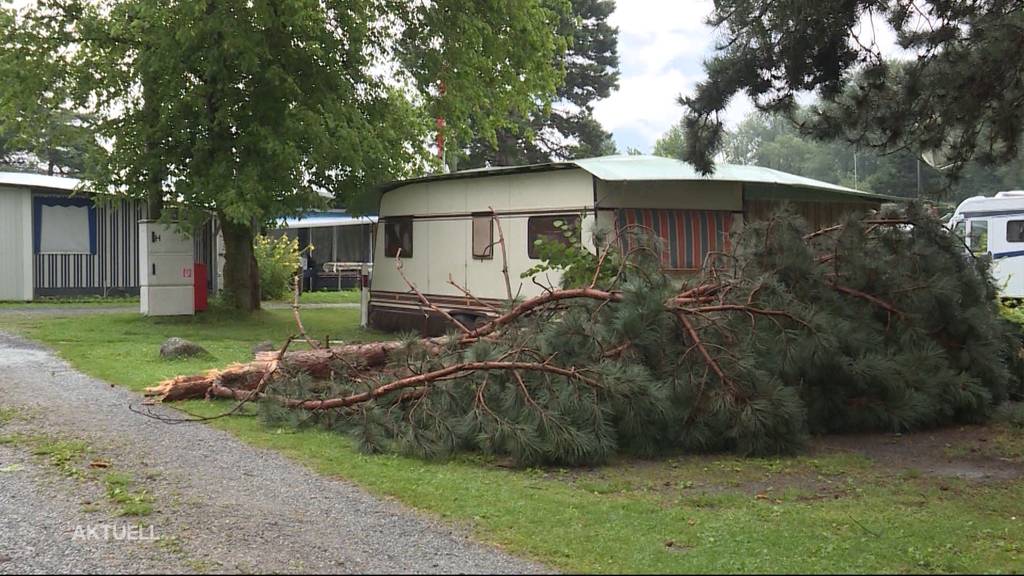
104,472,154,516
263,289,360,306
0,406,22,424
0,294,139,308
297,289,361,304
3,309,1024,572
181,399,1024,573
0,429,155,516
0,307,386,392
31,437,91,478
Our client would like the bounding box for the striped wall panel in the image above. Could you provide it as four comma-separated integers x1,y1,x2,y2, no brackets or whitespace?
616,208,733,271
32,195,147,290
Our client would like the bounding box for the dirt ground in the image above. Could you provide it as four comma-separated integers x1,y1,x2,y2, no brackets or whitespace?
813,424,1024,481
553,422,1024,504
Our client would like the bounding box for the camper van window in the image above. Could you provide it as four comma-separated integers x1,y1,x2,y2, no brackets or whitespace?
968,220,988,254
385,218,413,258
528,215,581,259
1008,221,1024,243
472,215,493,259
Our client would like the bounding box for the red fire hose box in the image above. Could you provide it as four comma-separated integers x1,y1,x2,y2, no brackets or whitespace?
194,262,208,312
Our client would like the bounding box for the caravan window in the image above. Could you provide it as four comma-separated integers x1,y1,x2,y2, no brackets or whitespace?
1008,221,1024,243
528,215,581,259
472,214,493,259
968,220,989,254
384,218,413,258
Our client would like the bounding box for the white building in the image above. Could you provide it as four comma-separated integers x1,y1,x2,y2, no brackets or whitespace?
0,172,217,301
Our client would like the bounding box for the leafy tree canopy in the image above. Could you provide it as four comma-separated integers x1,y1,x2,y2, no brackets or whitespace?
679,1,1024,178
652,120,686,160
460,0,619,168
1,0,569,310
0,5,101,176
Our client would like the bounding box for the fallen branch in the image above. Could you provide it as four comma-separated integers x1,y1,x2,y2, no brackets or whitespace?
674,310,738,396
209,360,600,411
292,275,321,349
144,341,419,402
831,284,905,317
470,287,623,338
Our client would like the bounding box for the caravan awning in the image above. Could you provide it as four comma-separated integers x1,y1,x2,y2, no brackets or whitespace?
276,212,377,229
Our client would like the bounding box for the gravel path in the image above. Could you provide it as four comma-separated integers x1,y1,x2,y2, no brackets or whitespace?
0,331,548,574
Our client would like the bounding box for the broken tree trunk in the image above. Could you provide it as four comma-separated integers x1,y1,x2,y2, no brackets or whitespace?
143,341,413,403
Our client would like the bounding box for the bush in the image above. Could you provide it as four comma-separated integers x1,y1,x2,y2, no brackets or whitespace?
255,235,299,300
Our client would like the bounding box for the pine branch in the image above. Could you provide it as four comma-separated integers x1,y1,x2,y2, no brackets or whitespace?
211,360,601,411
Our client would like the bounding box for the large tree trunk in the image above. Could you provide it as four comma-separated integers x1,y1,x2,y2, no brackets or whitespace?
220,215,261,312
142,80,164,220
144,341,414,402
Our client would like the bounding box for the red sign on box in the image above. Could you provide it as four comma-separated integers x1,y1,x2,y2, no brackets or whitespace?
183,268,192,278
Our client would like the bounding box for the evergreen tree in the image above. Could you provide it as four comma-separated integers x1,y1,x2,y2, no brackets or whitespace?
679,1,1024,178
460,0,619,168
254,205,1023,466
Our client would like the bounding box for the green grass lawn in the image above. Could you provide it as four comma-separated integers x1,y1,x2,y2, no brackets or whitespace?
0,294,140,308
295,289,361,304
0,307,380,389
264,289,361,306
1,308,1022,573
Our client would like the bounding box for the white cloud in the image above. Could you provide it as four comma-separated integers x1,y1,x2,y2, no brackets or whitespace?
594,0,752,153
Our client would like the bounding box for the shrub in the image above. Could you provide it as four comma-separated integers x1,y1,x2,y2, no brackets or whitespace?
255,234,299,300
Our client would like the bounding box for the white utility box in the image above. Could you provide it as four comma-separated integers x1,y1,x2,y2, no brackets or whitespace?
139,220,195,316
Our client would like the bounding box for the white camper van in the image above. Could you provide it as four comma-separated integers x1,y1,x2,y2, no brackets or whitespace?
948,191,1024,298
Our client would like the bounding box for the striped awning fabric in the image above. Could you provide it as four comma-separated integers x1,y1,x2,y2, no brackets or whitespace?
615,208,733,270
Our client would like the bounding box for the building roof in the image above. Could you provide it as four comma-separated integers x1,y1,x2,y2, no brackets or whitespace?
276,211,377,229
0,171,82,192
380,155,898,202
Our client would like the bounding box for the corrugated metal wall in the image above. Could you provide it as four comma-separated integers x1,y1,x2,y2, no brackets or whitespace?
33,195,147,291
30,191,217,294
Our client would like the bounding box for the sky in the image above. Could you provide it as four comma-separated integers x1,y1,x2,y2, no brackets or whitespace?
592,0,743,154
596,0,903,154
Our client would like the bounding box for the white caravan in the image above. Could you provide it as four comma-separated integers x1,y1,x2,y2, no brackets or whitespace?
948,191,1024,297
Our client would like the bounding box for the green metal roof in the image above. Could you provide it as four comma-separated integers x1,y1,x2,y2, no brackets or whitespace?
380,155,898,203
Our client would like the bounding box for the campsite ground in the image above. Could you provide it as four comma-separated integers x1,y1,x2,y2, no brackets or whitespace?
0,306,1022,573
0,288,360,309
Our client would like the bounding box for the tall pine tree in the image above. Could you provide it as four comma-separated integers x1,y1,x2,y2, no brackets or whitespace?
679,1,1024,178
460,0,620,168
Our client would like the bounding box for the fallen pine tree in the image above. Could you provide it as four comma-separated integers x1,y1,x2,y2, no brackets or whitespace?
147,203,1024,465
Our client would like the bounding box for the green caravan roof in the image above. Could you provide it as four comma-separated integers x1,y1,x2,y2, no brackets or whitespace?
379,154,899,204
